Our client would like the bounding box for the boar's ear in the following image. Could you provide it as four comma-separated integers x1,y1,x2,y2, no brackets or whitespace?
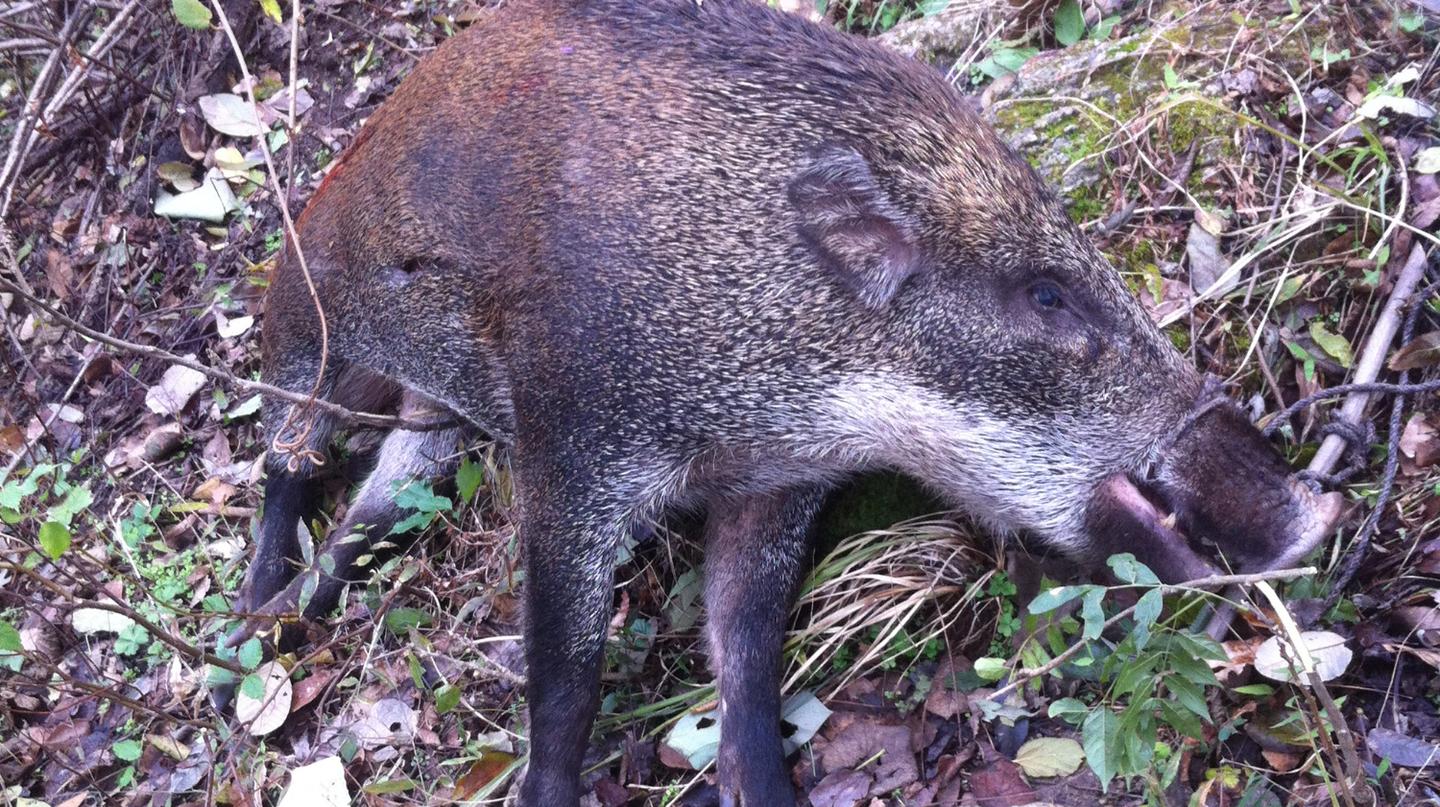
788,146,921,309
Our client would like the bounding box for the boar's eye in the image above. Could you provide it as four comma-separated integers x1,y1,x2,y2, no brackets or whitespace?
1029,282,1064,311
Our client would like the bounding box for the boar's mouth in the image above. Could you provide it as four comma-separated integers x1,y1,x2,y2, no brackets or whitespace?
1086,472,1221,584
1088,467,1344,585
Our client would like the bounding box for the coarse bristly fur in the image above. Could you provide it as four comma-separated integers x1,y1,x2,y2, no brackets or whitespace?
231,1,1343,804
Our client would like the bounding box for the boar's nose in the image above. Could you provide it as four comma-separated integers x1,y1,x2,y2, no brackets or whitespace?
1262,478,1344,572
1148,386,1346,574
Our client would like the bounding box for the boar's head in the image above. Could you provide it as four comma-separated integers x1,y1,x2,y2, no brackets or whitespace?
791,134,1341,582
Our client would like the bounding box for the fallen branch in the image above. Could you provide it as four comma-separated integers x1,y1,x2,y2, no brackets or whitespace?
1204,243,1436,639
1308,243,1432,476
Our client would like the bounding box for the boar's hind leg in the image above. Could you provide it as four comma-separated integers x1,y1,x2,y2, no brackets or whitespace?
705,486,827,807
228,391,463,649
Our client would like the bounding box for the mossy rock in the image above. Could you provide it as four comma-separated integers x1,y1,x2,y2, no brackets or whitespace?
924,6,1336,210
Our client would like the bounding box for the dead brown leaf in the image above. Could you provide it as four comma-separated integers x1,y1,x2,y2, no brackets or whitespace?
448,750,518,801
1399,413,1440,472
1390,331,1440,371
817,719,919,798
809,768,873,807
968,749,1037,807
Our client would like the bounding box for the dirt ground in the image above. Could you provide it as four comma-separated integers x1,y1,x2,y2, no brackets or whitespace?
1,0,1438,805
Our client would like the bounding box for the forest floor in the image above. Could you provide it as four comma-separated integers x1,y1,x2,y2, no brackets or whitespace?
1,0,1438,805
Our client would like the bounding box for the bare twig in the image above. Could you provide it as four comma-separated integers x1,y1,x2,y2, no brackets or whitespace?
0,275,452,433
207,0,334,468
1,0,144,218
0,2,89,219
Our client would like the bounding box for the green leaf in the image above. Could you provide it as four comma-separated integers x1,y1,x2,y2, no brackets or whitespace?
1053,0,1084,46
257,0,283,24
1159,699,1203,741
1090,14,1120,40
238,638,264,671
456,458,484,502
1233,683,1275,696
1079,587,1105,641
48,484,92,527
38,521,71,560
1111,652,1159,701
383,607,432,635
974,657,1008,681
1130,589,1163,650
408,652,426,690
1028,584,1089,614
1165,674,1211,723
114,738,144,762
1170,645,1220,689
0,619,22,672
1107,553,1160,586
0,468,44,509
976,46,1039,80
1309,321,1354,367
171,0,213,29
435,683,461,714
226,394,263,421
1082,708,1121,787
390,480,452,535
1285,340,1317,381
240,672,266,700
1117,703,1157,774
1047,697,1088,723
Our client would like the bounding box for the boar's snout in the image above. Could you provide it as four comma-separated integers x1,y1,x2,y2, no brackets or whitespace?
1145,401,1344,574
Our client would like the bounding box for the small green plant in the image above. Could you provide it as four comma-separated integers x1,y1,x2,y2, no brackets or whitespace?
986,570,1021,655
985,555,1227,794
389,479,455,534
1,461,94,561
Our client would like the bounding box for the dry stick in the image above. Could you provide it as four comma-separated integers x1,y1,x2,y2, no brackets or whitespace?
986,566,1316,704
207,0,334,469
1203,243,1434,641
1311,243,1429,474
0,276,451,433
0,1,88,221
1255,582,1369,804
1,0,142,219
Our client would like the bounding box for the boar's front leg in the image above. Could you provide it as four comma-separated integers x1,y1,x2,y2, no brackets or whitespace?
227,418,467,652
516,460,640,807
705,486,827,807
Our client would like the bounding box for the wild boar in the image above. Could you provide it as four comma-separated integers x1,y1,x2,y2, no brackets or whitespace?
228,1,1342,804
